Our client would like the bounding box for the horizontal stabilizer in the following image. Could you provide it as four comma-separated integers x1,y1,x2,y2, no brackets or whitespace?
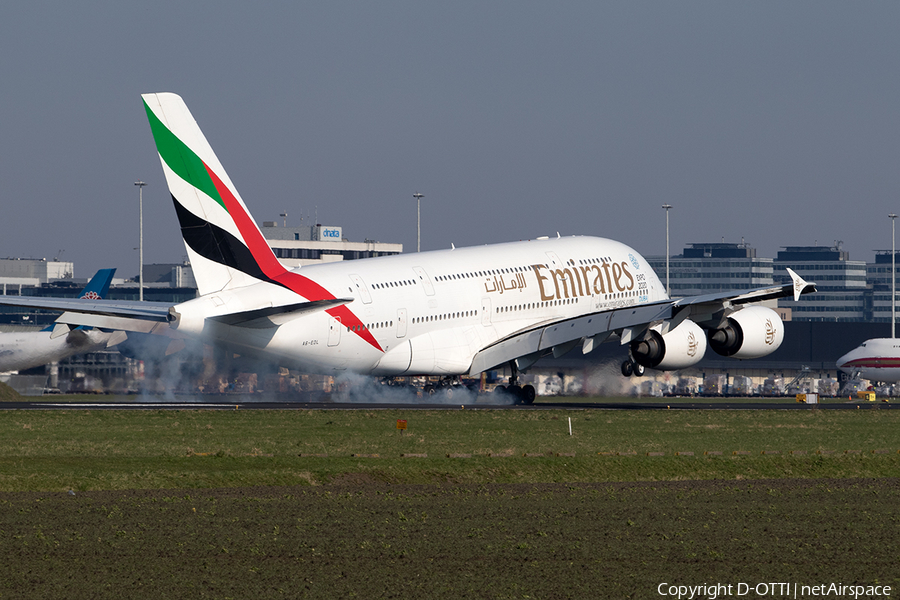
208,298,354,328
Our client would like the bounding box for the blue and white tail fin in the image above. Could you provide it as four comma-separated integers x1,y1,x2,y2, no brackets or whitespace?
43,268,116,334
78,268,116,300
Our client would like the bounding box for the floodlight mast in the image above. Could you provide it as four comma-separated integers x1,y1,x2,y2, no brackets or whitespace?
662,204,672,296
413,192,424,252
135,181,147,301
891,213,897,338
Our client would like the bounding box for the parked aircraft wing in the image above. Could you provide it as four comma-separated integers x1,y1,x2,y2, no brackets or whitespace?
0,296,173,331
0,294,356,335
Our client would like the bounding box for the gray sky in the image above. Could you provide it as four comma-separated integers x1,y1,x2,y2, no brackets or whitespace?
1,2,898,280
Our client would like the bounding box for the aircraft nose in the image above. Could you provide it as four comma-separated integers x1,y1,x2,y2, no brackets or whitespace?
835,348,858,372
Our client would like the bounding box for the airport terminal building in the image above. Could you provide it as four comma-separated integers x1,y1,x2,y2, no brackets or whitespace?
646,241,879,323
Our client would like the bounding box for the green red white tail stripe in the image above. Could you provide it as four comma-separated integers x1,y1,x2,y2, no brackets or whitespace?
142,92,381,351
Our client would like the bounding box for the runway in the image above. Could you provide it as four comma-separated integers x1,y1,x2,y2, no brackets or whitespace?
0,399,894,410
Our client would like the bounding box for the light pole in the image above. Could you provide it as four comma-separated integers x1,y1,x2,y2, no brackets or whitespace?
662,204,672,296
891,213,897,338
413,192,424,252
135,181,147,301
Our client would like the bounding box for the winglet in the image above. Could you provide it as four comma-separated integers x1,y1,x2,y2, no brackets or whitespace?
786,268,813,302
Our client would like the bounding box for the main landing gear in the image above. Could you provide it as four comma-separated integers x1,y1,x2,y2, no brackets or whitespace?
340,371,537,405
423,376,479,398
492,361,536,405
621,359,645,378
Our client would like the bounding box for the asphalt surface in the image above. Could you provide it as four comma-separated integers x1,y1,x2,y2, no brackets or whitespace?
0,398,895,410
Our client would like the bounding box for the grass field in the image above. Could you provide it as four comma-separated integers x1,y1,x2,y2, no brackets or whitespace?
2,405,898,598
1,406,899,491
2,480,897,599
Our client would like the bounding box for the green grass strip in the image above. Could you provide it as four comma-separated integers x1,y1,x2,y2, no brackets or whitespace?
1,407,899,491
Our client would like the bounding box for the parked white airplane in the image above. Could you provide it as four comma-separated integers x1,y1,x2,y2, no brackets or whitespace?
0,269,116,372
0,93,816,401
836,338,900,383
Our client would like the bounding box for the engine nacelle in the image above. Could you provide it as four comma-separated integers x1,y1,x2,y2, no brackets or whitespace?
631,320,707,370
707,306,783,359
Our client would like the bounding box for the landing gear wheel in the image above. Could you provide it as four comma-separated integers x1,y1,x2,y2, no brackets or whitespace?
521,384,536,405
632,362,645,377
507,384,522,403
621,360,634,377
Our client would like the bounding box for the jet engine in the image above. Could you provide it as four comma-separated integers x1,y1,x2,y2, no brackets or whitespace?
707,306,783,359
630,320,707,371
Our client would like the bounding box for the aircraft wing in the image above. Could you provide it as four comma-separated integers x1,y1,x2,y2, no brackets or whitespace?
0,295,354,334
469,268,816,374
0,296,174,335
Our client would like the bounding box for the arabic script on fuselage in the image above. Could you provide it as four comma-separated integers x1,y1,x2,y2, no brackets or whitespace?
484,259,638,301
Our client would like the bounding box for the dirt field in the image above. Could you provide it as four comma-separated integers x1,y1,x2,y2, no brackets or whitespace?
1,478,897,599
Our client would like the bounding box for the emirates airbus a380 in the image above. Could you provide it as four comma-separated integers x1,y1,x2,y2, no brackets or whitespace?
0,93,816,402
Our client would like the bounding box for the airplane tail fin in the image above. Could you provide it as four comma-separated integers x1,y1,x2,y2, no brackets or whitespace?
139,93,381,349
78,268,116,300
42,268,116,334
141,92,289,296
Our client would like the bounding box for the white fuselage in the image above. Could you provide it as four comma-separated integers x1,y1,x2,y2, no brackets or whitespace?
0,328,112,373
836,338,900,383
172,236,667,375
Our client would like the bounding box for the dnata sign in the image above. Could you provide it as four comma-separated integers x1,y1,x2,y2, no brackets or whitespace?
316,226,342,241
